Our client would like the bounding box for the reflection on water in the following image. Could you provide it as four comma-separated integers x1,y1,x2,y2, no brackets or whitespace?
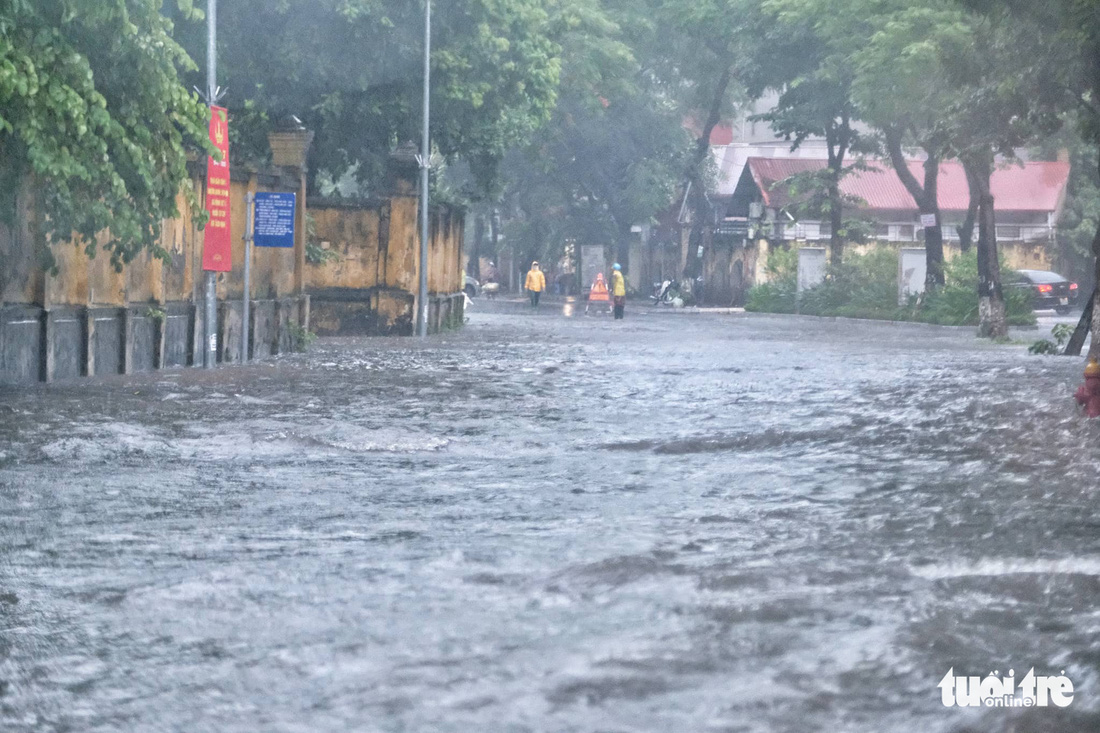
0,309,1097,732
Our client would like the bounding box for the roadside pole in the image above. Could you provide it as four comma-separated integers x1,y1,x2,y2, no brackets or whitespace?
203,0,218,368
416,0,431,338
242,192,254,363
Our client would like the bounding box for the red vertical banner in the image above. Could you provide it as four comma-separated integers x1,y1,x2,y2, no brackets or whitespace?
202,106,232,272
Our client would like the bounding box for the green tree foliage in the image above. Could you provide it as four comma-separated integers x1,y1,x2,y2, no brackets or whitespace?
0,0,211,267
483,0,690,275
652,0,750,281
967,0,1100,354
743,0,877,266
851,1,977,286
174,0,560,197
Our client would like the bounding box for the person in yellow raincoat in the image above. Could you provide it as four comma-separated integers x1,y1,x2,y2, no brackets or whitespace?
610,263,626,319
525,261,547,307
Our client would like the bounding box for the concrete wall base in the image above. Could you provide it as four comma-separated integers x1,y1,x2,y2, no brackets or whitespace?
310,290,463,336
0,295,310,384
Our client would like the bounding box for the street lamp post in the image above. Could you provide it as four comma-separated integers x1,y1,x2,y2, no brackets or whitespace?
416,0,431,338
203,0,218,367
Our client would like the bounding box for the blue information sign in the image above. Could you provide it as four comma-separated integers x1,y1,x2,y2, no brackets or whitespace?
253,192,296,248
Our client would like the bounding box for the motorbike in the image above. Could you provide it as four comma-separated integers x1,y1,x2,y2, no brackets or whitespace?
650,279,681,306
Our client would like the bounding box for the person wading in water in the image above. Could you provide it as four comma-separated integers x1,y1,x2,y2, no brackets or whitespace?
525,261,546,308
611,263,626,320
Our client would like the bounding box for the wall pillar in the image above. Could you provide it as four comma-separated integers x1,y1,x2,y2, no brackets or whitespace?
122,308,134,375
84,309,96,377
267,119,314,300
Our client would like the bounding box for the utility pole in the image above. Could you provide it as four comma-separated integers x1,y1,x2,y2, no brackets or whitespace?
203,0,218,367
416,0,431,338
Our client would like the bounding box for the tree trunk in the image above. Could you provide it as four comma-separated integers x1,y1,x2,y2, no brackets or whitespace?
824,120,851,267
921,154,946,287
968,156,1006,339
1087,232,1100,360
958,166,979,254
827,175,844,266
490,210,504,289
684,179,708,281
1064,286,1095,356
616,220,632,276
884,128,944,287
682,66,732,282
469,213,484,278
1083,150,1100,360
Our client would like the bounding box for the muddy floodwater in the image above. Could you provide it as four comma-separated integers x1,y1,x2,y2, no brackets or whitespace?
1,305,1099,732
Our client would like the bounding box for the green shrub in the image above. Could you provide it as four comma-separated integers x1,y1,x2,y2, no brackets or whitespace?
747,245,1036,328
799,247,899,318
919,251,1036,327
745,246,797,313
1029,323,1075,355
287,322,317,352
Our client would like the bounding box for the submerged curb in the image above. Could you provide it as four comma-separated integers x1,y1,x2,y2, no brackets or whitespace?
641,307,746,315
741,310,1041,333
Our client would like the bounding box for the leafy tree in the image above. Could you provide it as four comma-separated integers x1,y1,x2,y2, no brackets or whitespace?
0,0,211,269
652,0,748,283
172,0,560,198
968,0,1100,355
851,1,978,287
486,0,689,280
745,0,876,266
1034,129,1100,290
937,8,1067,338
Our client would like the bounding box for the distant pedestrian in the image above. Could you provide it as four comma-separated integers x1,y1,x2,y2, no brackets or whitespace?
525,261,546,308
585,272,611,315
556,271,573,297
611,263,626,320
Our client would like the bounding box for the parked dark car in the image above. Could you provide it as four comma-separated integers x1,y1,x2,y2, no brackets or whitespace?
1010,269,1079,314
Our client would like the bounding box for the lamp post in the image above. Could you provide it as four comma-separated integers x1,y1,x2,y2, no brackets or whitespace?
416,0,431,338
203,0,218,367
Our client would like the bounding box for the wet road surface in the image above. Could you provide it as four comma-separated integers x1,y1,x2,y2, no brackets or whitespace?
1,304,1099,732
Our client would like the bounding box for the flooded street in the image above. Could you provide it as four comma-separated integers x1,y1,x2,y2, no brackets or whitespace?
1,305,1099,732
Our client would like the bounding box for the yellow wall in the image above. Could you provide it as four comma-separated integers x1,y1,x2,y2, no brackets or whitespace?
0,185,43,304
4,169,463,313
307,197,464,297
5,171,306,311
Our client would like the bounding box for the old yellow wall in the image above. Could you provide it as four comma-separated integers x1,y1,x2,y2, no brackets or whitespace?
307,197,464,297
308,205,383,291
5,168,463,314
387,195,419,293
427,208,462,294
0,186,43,304
162,190,195,303
241,180,299,300
983,242,1050,271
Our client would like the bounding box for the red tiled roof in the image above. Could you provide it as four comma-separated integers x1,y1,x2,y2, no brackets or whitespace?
747,157,1069,213
684,118,735,146
708,124,734,146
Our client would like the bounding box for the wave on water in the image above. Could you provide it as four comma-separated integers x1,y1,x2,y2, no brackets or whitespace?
911,557,1100,580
